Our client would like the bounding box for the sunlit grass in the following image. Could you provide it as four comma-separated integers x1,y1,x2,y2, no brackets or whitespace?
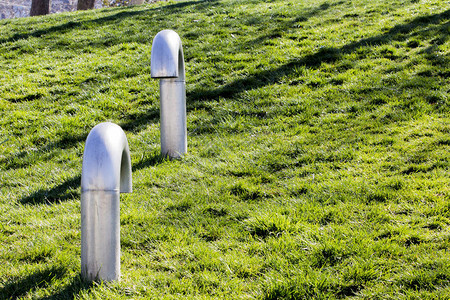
0,0,449,298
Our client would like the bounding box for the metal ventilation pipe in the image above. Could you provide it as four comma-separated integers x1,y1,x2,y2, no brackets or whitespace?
80,122,132,282
151,29,187,159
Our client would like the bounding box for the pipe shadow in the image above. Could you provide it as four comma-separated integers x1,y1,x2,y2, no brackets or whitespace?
0,266,67,299
38,276,94,300
119,107,160,133
19,175,81,205
2,107,159,173
1,133,87,171
18,152,168,206
18,145,167,205
132,150,169,171
187,8,450,105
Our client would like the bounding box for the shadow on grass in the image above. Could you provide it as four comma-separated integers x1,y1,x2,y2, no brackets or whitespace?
0,0,218,44
39,276,94,300
19,150,166,205
3,4,449,208
243,1,346,50
0,266,68,299
188,8,450,104
1,132,87,171
3,108,160,171
119,107,160,133
132,150,169,171
20,175,81,205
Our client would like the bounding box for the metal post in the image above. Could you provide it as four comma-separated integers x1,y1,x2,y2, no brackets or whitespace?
80,122,132,282
151,29,187,159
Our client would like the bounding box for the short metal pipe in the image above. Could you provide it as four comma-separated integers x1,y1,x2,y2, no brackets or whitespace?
151,30,187,159
81,122,132,282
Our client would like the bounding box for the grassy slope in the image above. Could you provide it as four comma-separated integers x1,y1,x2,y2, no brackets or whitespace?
0,0,449,298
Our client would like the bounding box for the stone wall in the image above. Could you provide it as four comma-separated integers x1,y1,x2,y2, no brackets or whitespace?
0,0,103,19
0,2,29,19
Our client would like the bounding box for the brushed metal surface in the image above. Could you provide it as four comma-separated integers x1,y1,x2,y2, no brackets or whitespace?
81,122,132,282
151,30,187,158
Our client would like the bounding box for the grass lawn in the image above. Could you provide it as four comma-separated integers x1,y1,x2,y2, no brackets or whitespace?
0,0,449,298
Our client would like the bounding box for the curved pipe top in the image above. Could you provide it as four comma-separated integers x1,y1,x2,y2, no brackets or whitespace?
81,122,132,193
151,30,185,80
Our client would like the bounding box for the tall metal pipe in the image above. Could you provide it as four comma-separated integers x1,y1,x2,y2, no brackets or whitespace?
81,122,132,282
151,29,187,159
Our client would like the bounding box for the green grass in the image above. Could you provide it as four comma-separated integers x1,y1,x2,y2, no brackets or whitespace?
0,0,449,298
